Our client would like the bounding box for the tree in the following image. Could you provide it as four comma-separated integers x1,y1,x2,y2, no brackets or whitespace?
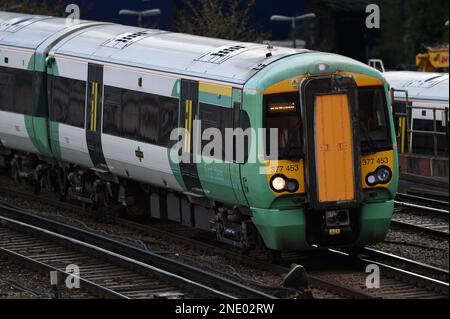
173,0,269,42
374,0,449,68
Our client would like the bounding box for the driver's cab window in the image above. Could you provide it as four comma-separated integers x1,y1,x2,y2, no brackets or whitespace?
264,93,303,160
358,86,392,153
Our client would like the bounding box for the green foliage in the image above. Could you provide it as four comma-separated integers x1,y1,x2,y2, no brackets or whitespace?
374,0,449,68
173,0,269,42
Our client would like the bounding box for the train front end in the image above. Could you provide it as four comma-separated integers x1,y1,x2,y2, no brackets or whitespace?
243,52,398,251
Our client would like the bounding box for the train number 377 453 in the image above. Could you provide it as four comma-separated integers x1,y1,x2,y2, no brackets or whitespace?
362,157,389,166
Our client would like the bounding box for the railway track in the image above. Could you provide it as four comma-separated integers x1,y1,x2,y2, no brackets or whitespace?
357,247,449,283
0,204,280,299
317,249,448,299
0,257,92,299
0,183,377,299
396,193,449,213
124,220,449,299
0,182,448,299
394,193,449,239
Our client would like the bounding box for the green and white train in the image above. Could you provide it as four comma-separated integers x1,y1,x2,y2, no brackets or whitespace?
0,11,399,251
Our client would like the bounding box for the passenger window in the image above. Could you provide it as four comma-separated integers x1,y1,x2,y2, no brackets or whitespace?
140,94,159,145
103,85,180,148
14,69,33,116
159,96,179,147
0,68,14,112
50,76,86,128
199,103,233,160
121,90,141,140
103,86,123,136
0,67,33,116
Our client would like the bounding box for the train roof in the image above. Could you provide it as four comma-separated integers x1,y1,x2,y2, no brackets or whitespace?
0,11,104,50
384,71,449,104
50,24,304,85
0,11,305,85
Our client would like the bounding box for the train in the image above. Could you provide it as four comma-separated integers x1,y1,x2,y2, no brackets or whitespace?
0,11,398,252
385,71,449,155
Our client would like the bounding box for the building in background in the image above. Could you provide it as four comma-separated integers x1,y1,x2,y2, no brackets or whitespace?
306,0,376,63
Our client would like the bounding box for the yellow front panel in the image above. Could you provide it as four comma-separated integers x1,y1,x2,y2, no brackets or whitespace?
315,94,355,203
262,72,384,95
361,150,395,188
265,160,306,195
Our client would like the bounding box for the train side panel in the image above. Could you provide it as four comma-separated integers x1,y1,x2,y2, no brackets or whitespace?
0,46,41,155
47,56,93,167
101,64,184,191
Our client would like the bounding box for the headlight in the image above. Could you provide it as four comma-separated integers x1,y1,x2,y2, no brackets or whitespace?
270,175,300,193
286,179,300,193
366,166,392,186
376,166,392,184
270,175,287,192
366,174,377,186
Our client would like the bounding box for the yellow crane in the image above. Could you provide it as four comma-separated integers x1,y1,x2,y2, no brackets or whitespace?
416,21,449,72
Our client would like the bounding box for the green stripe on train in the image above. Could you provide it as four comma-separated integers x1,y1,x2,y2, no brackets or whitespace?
25,53,63,158
49,121,62,159
24,54,53,157
27,53,47,72
171,80,180,98
24,116,53,157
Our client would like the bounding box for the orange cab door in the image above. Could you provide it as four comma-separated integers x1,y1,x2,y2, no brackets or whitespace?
314,94,355,203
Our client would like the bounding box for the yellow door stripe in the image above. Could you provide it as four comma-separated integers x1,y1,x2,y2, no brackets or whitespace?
188,100,193,151
184,100,189,152
89,82,99,132
93,82,98,132
183,100,193,153
90,83,95,131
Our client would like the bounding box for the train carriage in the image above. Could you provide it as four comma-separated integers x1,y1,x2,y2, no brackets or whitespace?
385,71,449,156
0,11,399,252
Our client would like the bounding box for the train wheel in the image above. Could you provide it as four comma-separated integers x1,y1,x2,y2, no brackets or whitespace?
10,161,20,183
103,182,116,208
56,167,68,202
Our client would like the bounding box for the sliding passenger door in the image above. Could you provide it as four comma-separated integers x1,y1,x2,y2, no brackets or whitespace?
229,88,249,206
179,79,203,194
86,64,108,171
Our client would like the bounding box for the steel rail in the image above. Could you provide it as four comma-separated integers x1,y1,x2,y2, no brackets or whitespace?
359,247,449,283
0,185,446,299
390,219,449,239
0,204,278,299
329,249,449,296
396,192,449,210
0,246,128,299
394,201,449,215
